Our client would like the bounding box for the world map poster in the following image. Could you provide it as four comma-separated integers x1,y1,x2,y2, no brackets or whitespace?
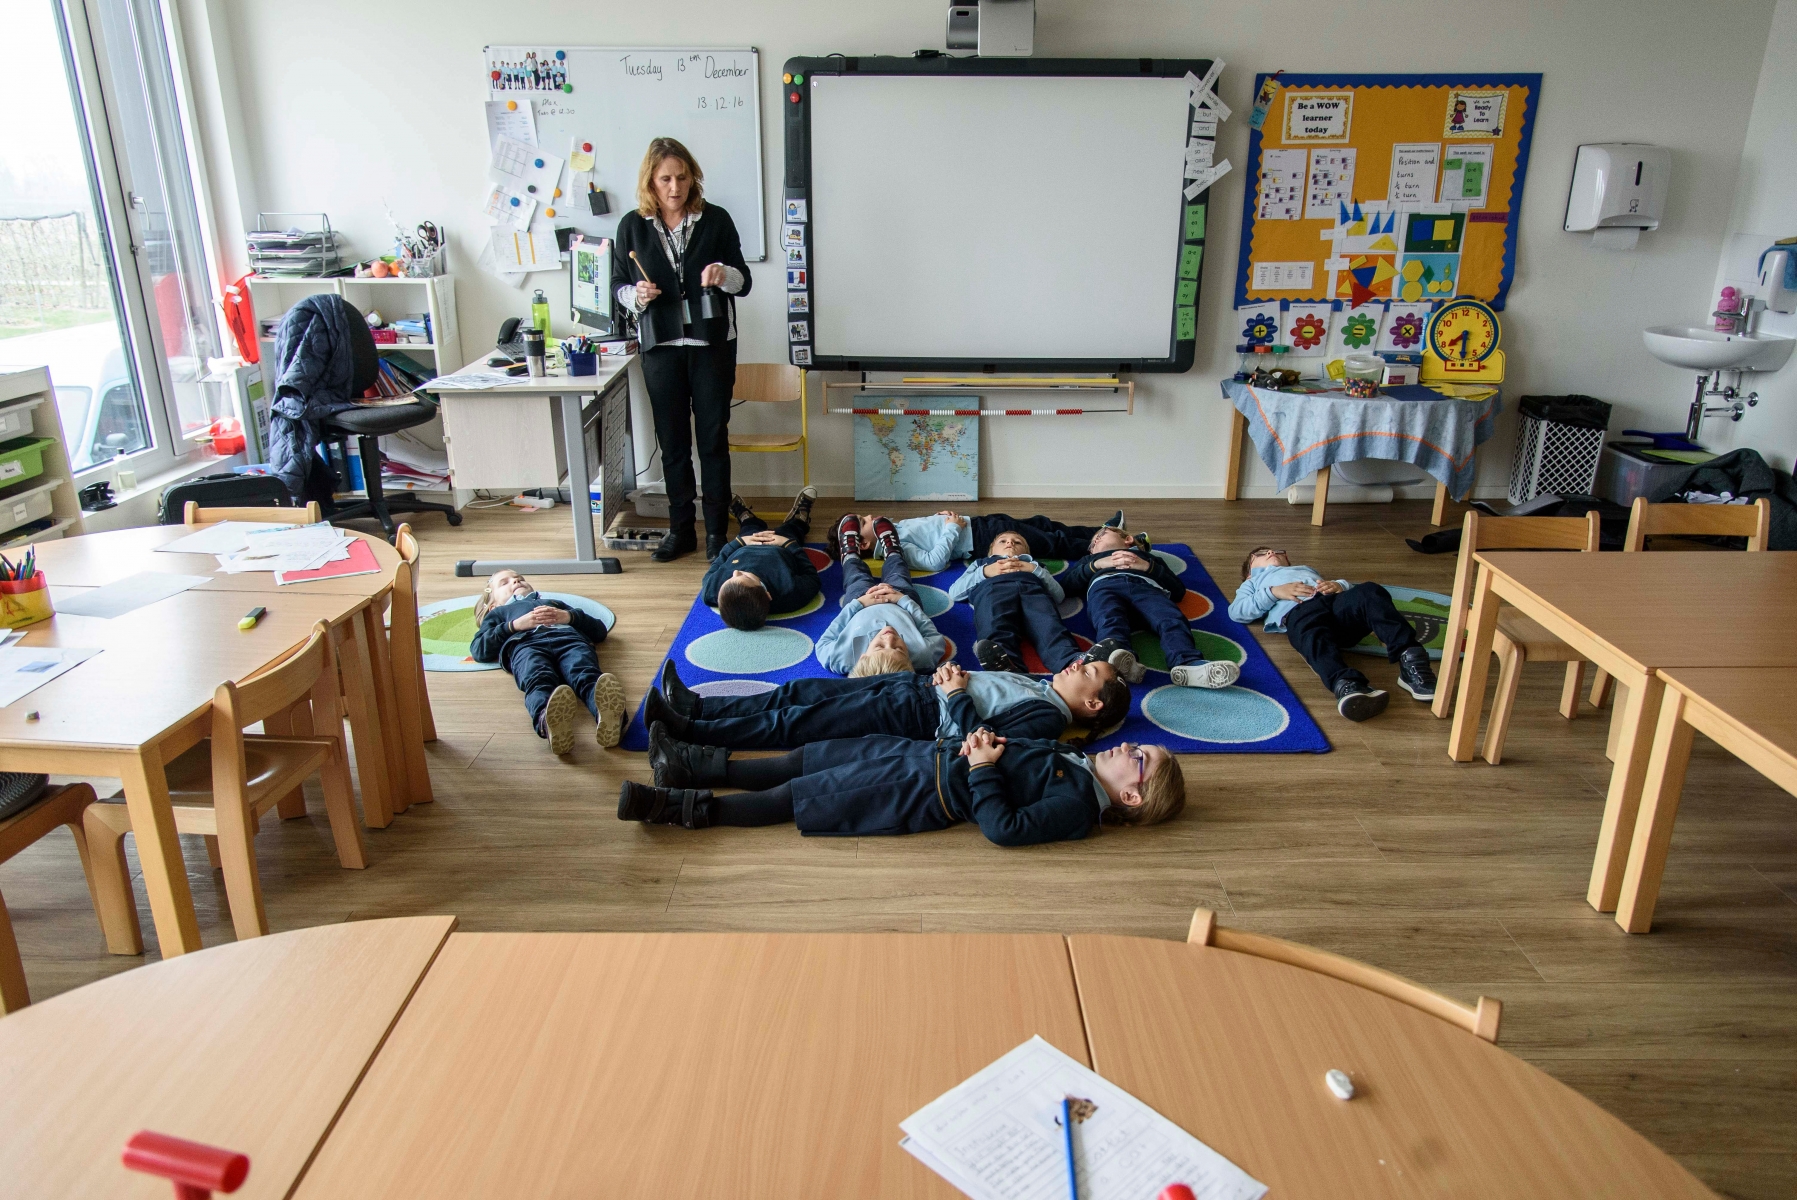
852,412,980,501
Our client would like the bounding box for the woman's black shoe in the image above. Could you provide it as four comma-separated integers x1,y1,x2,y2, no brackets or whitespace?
651,530,697,562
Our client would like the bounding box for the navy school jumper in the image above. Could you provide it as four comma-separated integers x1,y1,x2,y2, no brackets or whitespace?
1062,551,1206,669
470,593,609,730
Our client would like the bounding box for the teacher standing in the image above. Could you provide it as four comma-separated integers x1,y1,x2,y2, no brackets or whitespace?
613,137,752,562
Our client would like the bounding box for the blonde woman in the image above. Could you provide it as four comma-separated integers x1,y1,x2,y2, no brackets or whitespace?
612,137,752,563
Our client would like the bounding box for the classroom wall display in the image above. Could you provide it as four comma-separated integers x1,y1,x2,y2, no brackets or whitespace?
853,411,979,501
783,56,1227,373
482,46,767,264
1234,73,1540,312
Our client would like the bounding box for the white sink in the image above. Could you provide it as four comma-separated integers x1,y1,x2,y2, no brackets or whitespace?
1643,325,1795,372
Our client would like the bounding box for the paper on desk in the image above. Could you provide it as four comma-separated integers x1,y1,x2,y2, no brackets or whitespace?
240,522,346,556
423,372,520,390
0,646,100,708
154,520,295,556
900,1036,1266,1200
55,573,213,619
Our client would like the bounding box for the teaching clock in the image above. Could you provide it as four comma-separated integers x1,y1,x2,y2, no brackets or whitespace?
1421,297,1506,384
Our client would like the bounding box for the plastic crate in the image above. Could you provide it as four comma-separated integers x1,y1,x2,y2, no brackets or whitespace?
1508,415,1606,505
0,482,55,537
0,437,54,489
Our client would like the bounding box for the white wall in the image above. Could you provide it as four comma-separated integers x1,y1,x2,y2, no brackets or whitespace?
1706,0,1797,471
200,0,1777,497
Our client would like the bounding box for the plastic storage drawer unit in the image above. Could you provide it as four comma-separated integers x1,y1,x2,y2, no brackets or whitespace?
0,437,54,488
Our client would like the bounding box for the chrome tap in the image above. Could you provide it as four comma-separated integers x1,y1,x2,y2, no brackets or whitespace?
1714,295,1765,336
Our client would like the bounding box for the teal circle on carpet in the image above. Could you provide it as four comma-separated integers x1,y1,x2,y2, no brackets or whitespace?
915,584,951,618
692,679,775,698
686,627,814,674
418,592,615,672
1350,585,1449,660
1151,549,1188,576
1141,685,1290,744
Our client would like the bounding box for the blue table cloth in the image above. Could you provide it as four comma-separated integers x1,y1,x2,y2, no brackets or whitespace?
1223,379,1502,498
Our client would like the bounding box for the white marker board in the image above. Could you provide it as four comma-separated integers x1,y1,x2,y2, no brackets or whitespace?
483,46,766,260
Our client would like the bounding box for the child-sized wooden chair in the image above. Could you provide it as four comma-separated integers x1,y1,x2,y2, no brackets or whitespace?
727,365,808,519
1186,907,1501,1042
387,524,435,809
1432,510,1602,765
84,622,366,941
0,781,140,1013
183,501,322,525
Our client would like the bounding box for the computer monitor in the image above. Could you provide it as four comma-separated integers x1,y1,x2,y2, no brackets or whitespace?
569,234,614,334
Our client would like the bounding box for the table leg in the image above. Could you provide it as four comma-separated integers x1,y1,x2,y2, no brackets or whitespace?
1448,563,1500,761
1605,682,1629,761
337,621,394,829
1431,481,1450,527
361,605,409,815
1588,671,1665,912
119,753,202,956
1225,410,1247,501
1616,687,1696,933
1310,465,1331,527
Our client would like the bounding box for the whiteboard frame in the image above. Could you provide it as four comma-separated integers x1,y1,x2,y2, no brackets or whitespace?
483,45,768,262
781,55,1212,374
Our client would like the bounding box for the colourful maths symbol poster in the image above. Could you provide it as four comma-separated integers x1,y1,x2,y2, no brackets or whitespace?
1234,73,1540,311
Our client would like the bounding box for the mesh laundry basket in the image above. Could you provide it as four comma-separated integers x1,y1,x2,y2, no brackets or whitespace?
1508,395,1612,505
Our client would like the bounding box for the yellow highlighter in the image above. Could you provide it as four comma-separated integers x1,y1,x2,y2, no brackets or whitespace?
238,606,266,631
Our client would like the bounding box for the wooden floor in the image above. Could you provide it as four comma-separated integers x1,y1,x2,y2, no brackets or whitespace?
5,497,1795,1197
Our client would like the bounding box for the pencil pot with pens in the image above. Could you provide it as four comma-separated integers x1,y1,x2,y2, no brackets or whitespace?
0,571,52,628
561,337,597,376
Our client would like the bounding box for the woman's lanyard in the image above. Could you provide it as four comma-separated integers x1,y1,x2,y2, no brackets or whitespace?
655,216,694,327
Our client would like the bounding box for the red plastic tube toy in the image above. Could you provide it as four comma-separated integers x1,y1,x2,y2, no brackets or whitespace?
122,1131,250,1199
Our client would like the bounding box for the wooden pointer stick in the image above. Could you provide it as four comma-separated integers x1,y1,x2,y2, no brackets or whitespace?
629,251,651,283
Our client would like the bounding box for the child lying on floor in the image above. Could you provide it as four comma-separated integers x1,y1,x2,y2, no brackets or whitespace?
643,656,1127,748
860,509,1125,573
1229,546,1437,722
471,570,627,753
814,514,946,676
619,727,1185,844
700,488,819,631
947,531,1083,675
1064,527,1240,690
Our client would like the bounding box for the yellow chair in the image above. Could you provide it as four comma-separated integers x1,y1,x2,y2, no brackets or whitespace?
1187,907,1501,1042
728,364,807,515
0,782,140,1013
85,622,367,941
1432,510,1602,765
184,501,322,524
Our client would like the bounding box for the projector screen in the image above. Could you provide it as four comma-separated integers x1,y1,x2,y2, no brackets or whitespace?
784,60,1210,372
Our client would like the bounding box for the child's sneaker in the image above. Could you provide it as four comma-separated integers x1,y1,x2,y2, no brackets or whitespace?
871,516,903,559
1396,647,1437,700
1084,637,1146,684
1333,678,1389,722
1104,509,1126,529
728,493,755,525
543,684,581,754
785,486,818,526
1133,531,1154,555
1171,660,1239,689
974,638,1027,674
592,672,626,748
833,513,862,560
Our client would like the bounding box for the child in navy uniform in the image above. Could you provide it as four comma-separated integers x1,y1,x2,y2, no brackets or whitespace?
642,656,1127,749
947,531,1081,675
858,509,1125,573
471,570,627,753
701,488,820,631
1065,527,1240,690
620,727,1185,844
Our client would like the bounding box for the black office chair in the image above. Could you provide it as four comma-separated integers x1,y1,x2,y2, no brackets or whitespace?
323,302,462,539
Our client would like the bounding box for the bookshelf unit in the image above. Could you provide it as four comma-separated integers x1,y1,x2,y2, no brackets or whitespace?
0,367,87,547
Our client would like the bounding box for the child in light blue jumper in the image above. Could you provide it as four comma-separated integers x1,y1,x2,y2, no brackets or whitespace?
859,510,1123,573
817,515,947,676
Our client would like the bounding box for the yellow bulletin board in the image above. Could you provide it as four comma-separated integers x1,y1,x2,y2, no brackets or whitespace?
1233,72,1541,311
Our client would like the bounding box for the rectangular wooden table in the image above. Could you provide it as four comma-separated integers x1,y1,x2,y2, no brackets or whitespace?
1447,552,1797,914
0,587,379,955
1616,666,1797,932
294,932,1090,1198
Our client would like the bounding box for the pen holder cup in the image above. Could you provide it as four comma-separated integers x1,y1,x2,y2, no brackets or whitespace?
0,573,53,628
567,351,597,377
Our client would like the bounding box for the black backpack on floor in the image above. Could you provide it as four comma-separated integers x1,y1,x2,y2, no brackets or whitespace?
157,473,294,525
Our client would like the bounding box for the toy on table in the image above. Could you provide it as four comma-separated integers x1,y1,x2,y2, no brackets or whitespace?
1421,298,1505,384
122,1130,249,1197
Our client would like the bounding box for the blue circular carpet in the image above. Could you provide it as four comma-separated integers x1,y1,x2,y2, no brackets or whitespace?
686,627,814,675
1140,685,1291,744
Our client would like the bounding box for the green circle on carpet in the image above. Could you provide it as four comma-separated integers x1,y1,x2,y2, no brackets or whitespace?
686,626,814,674
1350,585,1449,660
417,592,615,672
1141,684,1290,743
1129,628,1246,672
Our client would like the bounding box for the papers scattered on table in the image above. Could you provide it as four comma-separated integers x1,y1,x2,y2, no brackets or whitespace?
900,1036,1266,1200
275,536,383,586
55,573,213,619
216,523,355,575
154,520,295,556
0,646,100,708
423,372,519,390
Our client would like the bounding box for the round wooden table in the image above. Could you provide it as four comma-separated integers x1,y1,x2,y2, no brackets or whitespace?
0,923,1717,1198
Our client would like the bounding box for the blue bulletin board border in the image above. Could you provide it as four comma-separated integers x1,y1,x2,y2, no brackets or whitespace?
1231,71,1541,312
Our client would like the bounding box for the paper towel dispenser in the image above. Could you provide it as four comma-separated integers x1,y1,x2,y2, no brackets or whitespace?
1564,143,1669,249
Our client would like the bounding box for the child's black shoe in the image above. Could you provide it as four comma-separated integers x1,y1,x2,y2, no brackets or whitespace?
833,513,862,560
728,493,755,525
1104,509,1125,529
1084,637,1146,684
974,638,1027,674
644,688,691,737
1396,647,1437,700
659,658,700,719
1333,678,1389,722
649,721,729,788
617,780,712,827
785,486,818,526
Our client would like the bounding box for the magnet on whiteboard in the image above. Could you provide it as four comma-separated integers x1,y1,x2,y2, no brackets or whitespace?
527,185,537,194
563,84,573,93
1325,1070,1355,1100
582,142,592,152
534,158,545,169
545,208,556,217
505,99,516,110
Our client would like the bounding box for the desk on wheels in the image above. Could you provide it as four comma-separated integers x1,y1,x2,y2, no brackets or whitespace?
1447,552,1797,918
435,356,646,576
0,925,1715,1198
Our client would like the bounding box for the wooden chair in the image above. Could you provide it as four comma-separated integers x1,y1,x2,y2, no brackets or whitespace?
387,524,435,810
1187,907,1502,1042
1589,497,1771,718
1432,510,1602,765
727,365,808,515
0,782,140,1012
84,622,367,941
184,501,322,525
